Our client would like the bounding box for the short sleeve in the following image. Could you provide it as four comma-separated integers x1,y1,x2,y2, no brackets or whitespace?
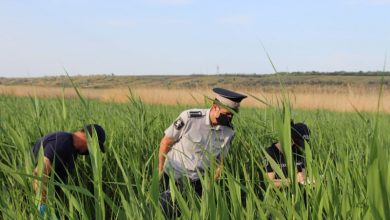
32,138,58,163
43,143,56,163
264,158,273,172
32,139,42,159
263,148,274,173
221,134,234,158
164,111,188,142
296,155,305,171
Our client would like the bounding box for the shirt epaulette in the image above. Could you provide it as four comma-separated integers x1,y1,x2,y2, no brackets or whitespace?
188,111,203,118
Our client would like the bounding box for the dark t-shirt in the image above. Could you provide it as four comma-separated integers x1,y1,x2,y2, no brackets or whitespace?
32,131,77,183
264,143,305,179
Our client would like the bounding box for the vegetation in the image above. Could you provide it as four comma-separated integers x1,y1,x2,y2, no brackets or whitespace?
0,85,389,219
1,72,390,89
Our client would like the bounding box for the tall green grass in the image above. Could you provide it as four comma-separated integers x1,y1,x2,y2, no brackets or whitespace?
0,89,389,219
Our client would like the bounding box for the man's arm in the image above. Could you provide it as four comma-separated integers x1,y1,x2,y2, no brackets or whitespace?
158,136,174,176
215,134,235,181
297,169,306,184
33,156,52,203
266,172,290,188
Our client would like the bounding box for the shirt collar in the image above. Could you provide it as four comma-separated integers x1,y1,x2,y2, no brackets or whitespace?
205,109,211,125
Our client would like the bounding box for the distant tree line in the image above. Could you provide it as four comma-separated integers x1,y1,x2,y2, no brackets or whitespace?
285,71,390,76
191,71,390,77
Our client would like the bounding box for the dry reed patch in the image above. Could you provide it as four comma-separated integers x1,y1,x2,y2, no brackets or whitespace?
1,85,389,113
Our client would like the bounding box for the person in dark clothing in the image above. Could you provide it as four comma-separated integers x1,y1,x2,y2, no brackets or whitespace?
263,122,310,187
32,124,106,215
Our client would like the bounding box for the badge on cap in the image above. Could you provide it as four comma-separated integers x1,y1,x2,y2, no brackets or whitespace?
174,118,184,130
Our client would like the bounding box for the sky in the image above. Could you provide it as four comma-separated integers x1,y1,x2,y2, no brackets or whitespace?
0,0,389,77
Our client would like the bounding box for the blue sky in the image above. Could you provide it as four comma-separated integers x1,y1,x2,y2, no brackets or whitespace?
1,0,389,77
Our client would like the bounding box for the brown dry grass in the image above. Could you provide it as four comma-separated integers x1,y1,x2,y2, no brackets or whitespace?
1,85,389,113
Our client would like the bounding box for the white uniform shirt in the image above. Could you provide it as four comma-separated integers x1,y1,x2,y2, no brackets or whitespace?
163,108,234,180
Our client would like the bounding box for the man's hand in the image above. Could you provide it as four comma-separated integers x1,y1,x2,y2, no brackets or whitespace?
214,166,222,181
267,172,291,188
214,157,224,181
158,136,174,177
297,170,305,184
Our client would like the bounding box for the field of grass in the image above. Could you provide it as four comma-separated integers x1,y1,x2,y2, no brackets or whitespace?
0,87,389,219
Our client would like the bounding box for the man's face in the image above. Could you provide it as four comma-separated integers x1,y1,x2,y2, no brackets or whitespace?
78,146,89,155
292,138,306,151
77,132,89,155
217,106,233,116
213,105,234,126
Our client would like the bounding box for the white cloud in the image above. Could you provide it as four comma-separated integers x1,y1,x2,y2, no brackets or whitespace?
216,15,254,26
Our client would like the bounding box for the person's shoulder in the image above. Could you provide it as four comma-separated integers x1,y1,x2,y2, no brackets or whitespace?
43,131,68,139
52,131,73,142
37,132,59,146
55,131,72,137
265,143,278,154
172,109,207,131
180,109,207,120
45,131,73,149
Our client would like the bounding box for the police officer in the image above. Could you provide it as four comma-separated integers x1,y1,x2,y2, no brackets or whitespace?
32,124,106,215
158,87,247,196
263,122,310,187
